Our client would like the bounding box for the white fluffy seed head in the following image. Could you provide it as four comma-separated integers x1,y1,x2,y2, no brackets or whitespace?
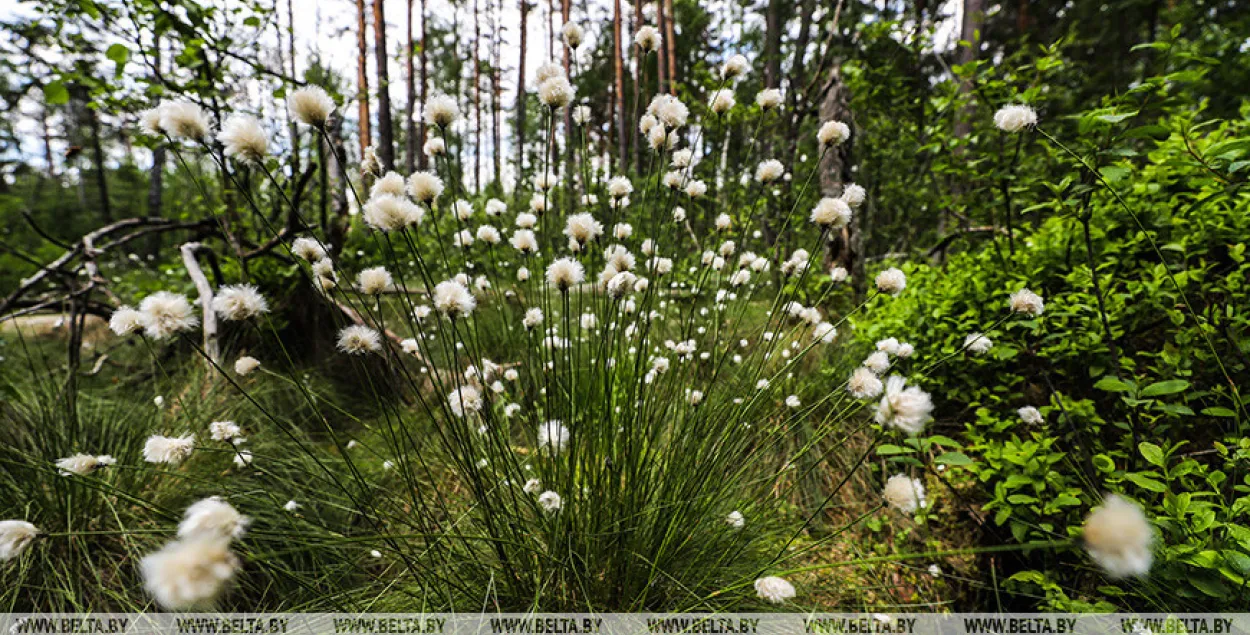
140,538,239,610
875,267,907,295
1083,494,1154,578
160,101,210,140
561,22,584,48
964,332,993,355
370,172,406,199
841,183,867,207
755,159,785,183
810,197,852,228
357,266,393,295
109,306,145,336
336,325,382,355
564,213,604,244
994,104,1038,133
607,176,633,198
710,89,737,114
234,356,261,376
288,86,336,126
511,229,538,254
537,490,563,512
883,474,926,514
874,376,933,435
433,280,477,317
538,75,576,108
848,367,884,399
818,119,851,146
144,434,196,465
211,285,268,321
546,258,585,290
755,88,782,110
218,115,268,162
179,497,250,541
55,453,116,476
423,94,460,127
448,386,483,417
0,520,39,561
1010,288,1045,316
721,54,749,80
635,25,661,51
292,237,326,262
754,576,796,604
139,292,198,340
407,171,444,203
363,195,422,231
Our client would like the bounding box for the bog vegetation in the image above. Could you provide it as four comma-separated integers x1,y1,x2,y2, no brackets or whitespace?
1,0,1248,613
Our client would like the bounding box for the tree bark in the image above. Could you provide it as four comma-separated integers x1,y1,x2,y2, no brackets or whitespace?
631,0,643,172
418,0,429,170
473,0,482,191
491,0,503,185
181,242,220,365
952,0,984,139
405,0,417,174
663,0,677,94
356,0,372,158
515,0,530,177
655,0,668,92
88,105,113,223
613,0,626,170
286,0,301,175
374,0,396,172
763,0,781,88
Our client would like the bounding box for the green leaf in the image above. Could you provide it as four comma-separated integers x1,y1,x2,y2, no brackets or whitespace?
1141,379,1190,397
875,444,913,456
1124,472,1167,493
1093,376,1132,393
935,452,973,467
1138,442,1165,468
44,80,69,105
106,43,130,65
1201,407,1236,417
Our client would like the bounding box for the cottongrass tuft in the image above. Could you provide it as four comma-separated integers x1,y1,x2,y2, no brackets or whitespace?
635,25,661,51
55,453,116,476
408,171,444,203
1083,494,1154,578
336,325,383,355
883,474,926,514
810,197,852,228
0,520,39,561
178,497,250,541
537,491,563,513
144,434,196,465
1009,287,1045,316
423,94,460,127
874,376,933,435
234,356,261,376
448,386,484,418
138,292,198,340
291,237,326,262
108,306,145,336
211,285,269,321
726,511,745,529
874,268,906,295
994,104,1038,133
817,119,851,146
847,367,884,399
547,258,585,290
753,576,796,604
218,114,268,162
1018,406,1044,425
288,86,336,127
963,332,992,355
433,280,477,318
140,538,240,609
357,266,394,295
538,420,570,452
160,101,210,140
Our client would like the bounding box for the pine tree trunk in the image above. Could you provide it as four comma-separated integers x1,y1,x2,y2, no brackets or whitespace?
561,0,572,204
656,0,668,93
418,0,429,170
663,0,677,94
286,0,301,175
374,0,396,172
613,0,626,170
491,0,503,185
631,0,643,172
356,0,372,158
515,0,530,176
405,0,417,174
763,0,781,88
473,0,482,191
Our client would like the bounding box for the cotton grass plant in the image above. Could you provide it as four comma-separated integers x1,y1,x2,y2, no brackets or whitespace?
0,24,1159,613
